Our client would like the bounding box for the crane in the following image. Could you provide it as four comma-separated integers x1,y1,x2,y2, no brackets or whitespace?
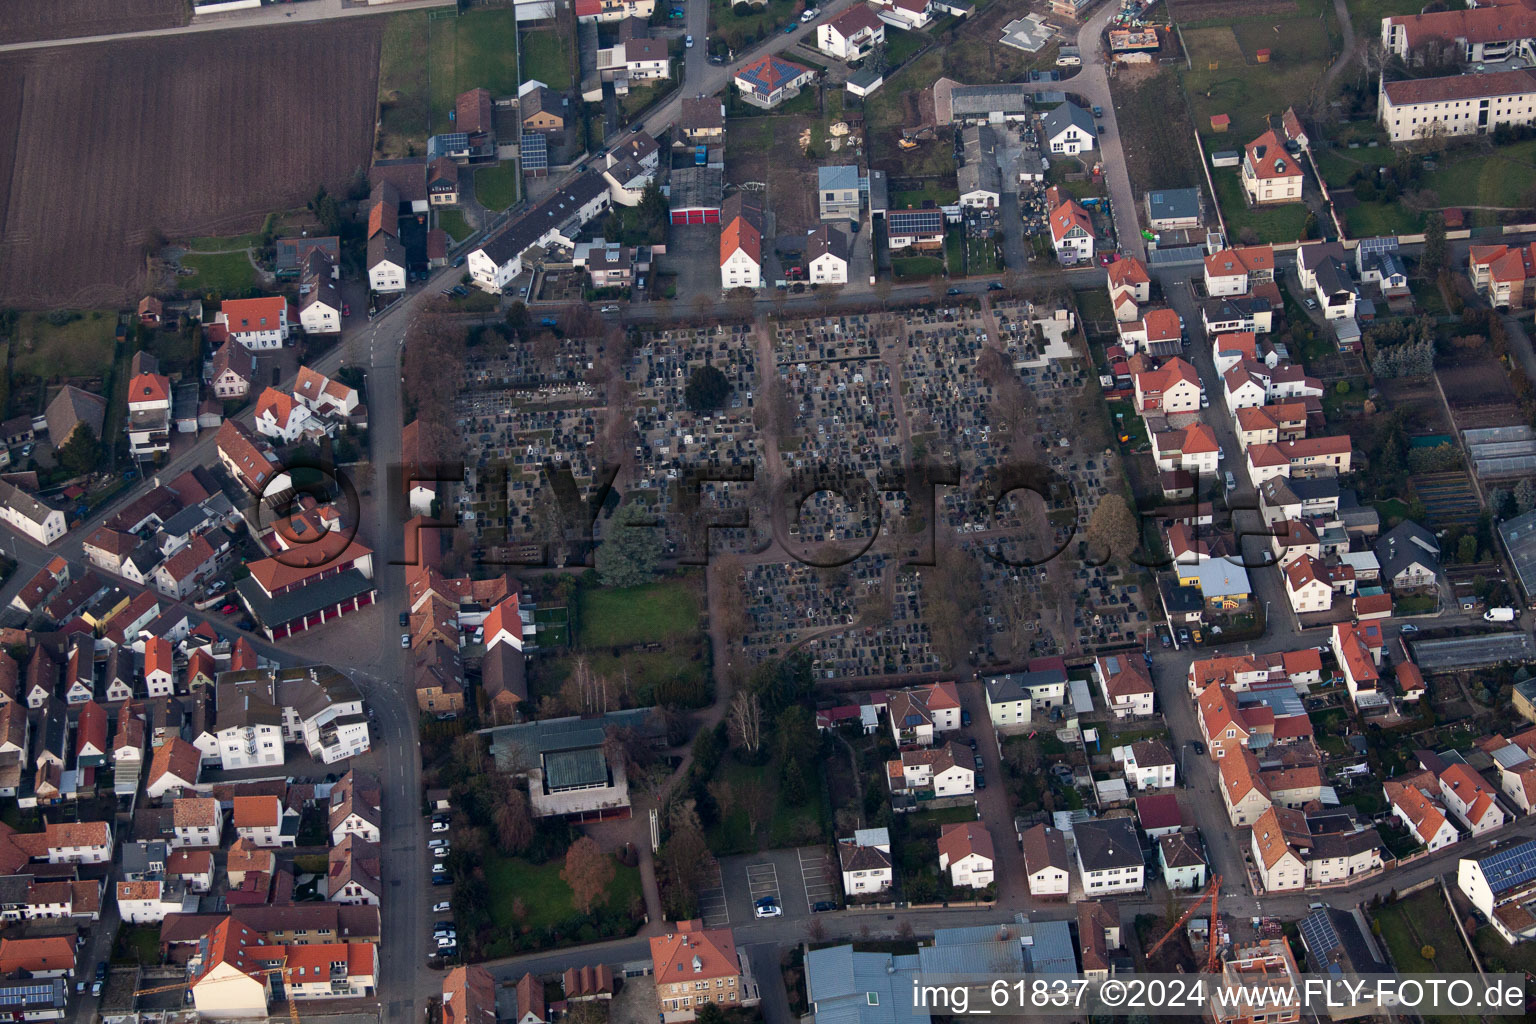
134,958,302,1024
1143,874,1223,974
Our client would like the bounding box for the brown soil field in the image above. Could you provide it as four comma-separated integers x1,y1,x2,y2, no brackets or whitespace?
1168,0,1297,22
0,21,382,309
0,0,188,44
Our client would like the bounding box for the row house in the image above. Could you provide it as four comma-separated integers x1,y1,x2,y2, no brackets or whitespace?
1152,423,1218,475
1251,805,1383,892
1468,242,1536,309
1107,256,1151,322
885,743,975,799
1384,774,1461,853
885,681,962,746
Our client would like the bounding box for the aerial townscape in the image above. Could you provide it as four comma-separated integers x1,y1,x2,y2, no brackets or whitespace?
8,0,1536,1022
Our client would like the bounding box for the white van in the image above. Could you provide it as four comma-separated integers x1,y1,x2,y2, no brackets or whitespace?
1224,471,1236,491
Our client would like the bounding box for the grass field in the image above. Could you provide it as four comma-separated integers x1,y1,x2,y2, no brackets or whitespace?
430,9,523,124
1181,20,1334,145
577,578,701,648
892,183,960,208
885,27,927,67
1112,69,1204,199
485,854,643,931
436,207,473,242
1374,889,1477,973
521,28,574,91
180,251,260,296
710,0,800,52
475,162,521,212
11,312,117,381
1211,168,1309,242
893,255,946,279
378,11,431,158
184,232,261,252
1318,138,1536,232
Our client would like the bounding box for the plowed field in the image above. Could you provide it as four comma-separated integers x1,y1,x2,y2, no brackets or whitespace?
0,20,382,308
0,0,187,44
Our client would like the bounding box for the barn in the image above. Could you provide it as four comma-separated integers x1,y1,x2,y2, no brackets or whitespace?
669,166,723,225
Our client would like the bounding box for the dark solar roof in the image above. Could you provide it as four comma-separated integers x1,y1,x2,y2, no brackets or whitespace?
887,209,944,235
1477,838,1536,895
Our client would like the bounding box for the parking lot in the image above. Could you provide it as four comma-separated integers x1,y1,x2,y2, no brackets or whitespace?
713,846,834,924
696,860,729,927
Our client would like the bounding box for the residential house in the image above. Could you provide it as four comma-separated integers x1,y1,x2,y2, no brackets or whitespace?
1298,243,1357,320
443,966,498,1024
329,770,383,845
1020,824,1071,897
293,366,360,421
519,85,566,136
1203,245,1275,296
982,665,1067,730
147,738,202,799
297,250,342,335
1121,740,1176,790
1133,357,1201,415
816,165,862,222
886,743,975,799
871,0,933,31
817,5,885,60
1218,749,1272,826
1457,838,1536,943
732,55,814,109
172,797,223,849
1374,521,1440,592
1439,762,1506,836
1107,257,1151,321
1074,818,1144,894
837,829,893,896
233,795,294,848
427,158,460,206
1152,423,1219,475
125,368,173,459
1158,831,1207,890
1241,129,1303,205
215,420,289,496
466,172,611,291
937,822,994,889
329,836,382,905
1042,101,1096,156
1385,773,1460,852
0,481,66,547
807,225,851,285
886,681,962,745
1145,188,1203,230
720,193,764,290
366,182,407,294
1468,242,1536,309
1118,307,1183,357
216,297,290,351
1047,188,1095,264
1095,654,1155,718
679,97,726,144
886,209,945,251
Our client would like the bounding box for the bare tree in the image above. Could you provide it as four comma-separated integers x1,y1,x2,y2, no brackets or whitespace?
561,836,616,914
727,689,763,754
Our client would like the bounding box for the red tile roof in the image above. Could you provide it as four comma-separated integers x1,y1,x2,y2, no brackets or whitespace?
1244,130,1301,180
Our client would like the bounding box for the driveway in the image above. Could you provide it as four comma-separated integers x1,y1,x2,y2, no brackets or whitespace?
957,681,1026,898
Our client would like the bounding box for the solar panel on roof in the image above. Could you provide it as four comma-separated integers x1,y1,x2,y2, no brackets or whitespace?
1299,911,1339,961
1356,236,1399,255
438,132,469,150
1479,839,1536,894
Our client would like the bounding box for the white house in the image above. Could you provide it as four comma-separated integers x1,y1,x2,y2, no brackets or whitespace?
1203,246,1275,297
116,880,187,924
1074,818,1144,894
1158,832,1207,891
871,0,933,31
887,743,974,799
983,668,1066,730
1439,763,1506,836
887,681,963,745
817,4,885,60
0,480,66,546
1041,101,1096,157
1151,424,1219,475
807,225,849,285
293,366,361,420
1120,740,1176,790
1241,130,1303,205
1386,776,1460,853
1095,653,1155,719
1380,69,1536,145
468,173,611,293
171,797,223,849
837,828,893,896
1133,358,1201,415
1457,839,1536,944
1021,824,1071,898
937,822,994,889
254,388,318,444
1047,189,1095,265
217,296,290,351
720,198,763,290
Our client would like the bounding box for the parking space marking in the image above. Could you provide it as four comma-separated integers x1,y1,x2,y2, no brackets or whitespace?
745,862,780,906
696,861,729,927
798,847,838,907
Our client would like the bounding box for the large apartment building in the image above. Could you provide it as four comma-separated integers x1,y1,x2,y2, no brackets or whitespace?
1380,69,1536,143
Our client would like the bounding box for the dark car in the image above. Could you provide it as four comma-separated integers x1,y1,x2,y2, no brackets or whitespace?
95,962,107,982
812,900,838,913
1190,740,1206,756
967,736,977,750
452,255,466,267
988,282,1004,291
946,287,963,296
961,709,971,727
236,618,254,632
432,873,452,886
975,773,986,789
400,612,410,627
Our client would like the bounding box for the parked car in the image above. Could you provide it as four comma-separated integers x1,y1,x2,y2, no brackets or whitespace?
812,900,838,913
975,773,986,789
1399,623,1419,634
966,735,977,750
432,820,450,833
400,612,409,627
433,901,452,913
432,862,447,873
946,287,963,296
988,281,1004,290
236,618,254,631
754,901,782,919
961,709,971,727
974,755,985,769
401,633,411,648
219,603,237,614
685,34,694,46
432,874,451,885
1190,740,1206,756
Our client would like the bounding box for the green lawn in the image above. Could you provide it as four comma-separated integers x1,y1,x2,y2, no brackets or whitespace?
577,578,701,648
436,207,473,242
378,10,432,158
885,27,926,67
1211,168,1309,243
892,255,945,280
1343,200,1424,238
475,162,521,212
1421,139,1536,210
1181,20,1333,145
484,854,642,931
891,183,959,208
620,78,678,120
1373,889,1476,973
184,232,261,252
429,8,525,128
180,251,260,296
12,312,118,380
112,924,162,966
520,27,574,91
